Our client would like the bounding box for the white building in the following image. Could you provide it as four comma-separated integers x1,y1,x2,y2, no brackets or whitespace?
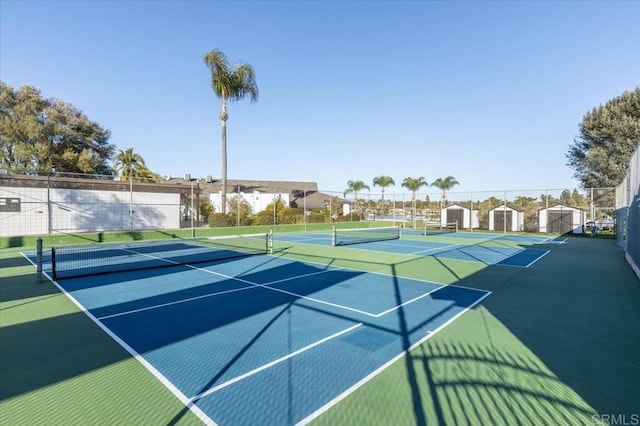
538,204,586,234
489,204,525,232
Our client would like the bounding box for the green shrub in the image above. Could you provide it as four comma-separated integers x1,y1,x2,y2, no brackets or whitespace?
278,208,304,224
252,211,275,226
335,214,360,223
306,212,327,223
208,213,234,227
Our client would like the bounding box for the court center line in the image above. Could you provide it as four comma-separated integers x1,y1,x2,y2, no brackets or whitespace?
190,322,363,402
371,283,487,318
94,252,378,319
298,290,493,425
121,248,381,317
407,243,462,256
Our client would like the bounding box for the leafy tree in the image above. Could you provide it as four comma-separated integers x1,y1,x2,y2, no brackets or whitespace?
227,194,252,219
567,87,640,188
402,176,428,220
203,49,259,214
199,199,213,221
431,176,460,206
513,195,540,224
344,180,370,219
113,148,158,182
0,82,114,175
208,213,234,227
372,175,395,215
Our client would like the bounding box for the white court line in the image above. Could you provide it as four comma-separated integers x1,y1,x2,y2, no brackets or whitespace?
525,250,550,267
277,235,331,243
297,290,493,425
91,250,379,319
372,284,464,318
96,285,258,320
19,252,217,426
190,323,363,402
407,243,462,256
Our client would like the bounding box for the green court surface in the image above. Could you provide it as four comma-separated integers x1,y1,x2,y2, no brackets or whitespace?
1,230,639,425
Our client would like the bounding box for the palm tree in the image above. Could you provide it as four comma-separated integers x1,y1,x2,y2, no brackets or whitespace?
113,148,146,182
372,175,395,216
431,176,460,207
204,48,259,213
402,177,428,223
344,180,370,219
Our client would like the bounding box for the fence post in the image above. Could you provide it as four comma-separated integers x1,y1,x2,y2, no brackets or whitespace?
191,180,195,237
36,237,43,283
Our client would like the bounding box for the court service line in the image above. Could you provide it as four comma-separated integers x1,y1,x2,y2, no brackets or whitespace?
373,284,465,318
253,283,379,317
120,247,380,317
98,250,378,319
407,243,462,256
190,322,363,402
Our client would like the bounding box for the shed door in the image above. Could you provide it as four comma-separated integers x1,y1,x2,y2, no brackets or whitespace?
548,211,573,234
494,211,513,231
446,209,464,228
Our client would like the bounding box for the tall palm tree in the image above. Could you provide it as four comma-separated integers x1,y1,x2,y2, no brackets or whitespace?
431,176,460,207
204,48,259,213
113,148,145,182
344,180,370,219
372,175,395,215
402,176,428,222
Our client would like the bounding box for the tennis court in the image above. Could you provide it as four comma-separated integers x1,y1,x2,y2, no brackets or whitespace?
274,227,552,267
23,235,490,425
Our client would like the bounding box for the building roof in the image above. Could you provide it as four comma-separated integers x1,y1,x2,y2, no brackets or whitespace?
537,203,585,212
442,202,477,211
489,203,524,212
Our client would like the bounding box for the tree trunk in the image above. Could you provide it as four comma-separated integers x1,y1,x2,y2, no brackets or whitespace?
220,100,228,214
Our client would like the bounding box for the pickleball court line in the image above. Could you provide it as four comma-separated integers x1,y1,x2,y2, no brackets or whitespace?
298,289,493,425
96,248,382,318
190,322,364,402
20,252,217,426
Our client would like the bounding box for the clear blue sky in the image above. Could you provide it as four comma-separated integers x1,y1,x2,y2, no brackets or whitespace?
1,1,639,194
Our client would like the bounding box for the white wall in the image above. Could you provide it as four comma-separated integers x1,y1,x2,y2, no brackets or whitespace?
0,186,180,237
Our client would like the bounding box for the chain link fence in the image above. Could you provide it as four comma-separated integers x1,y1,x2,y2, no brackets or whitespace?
1,172,621,238
615,145,640,277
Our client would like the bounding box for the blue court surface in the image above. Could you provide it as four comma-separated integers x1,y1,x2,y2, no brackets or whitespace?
274,231,551,267
32,252,490,425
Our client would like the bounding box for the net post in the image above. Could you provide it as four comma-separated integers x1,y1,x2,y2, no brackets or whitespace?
398,226,402,238
51,247,57,281
36,238,43,283
268,229,273,255
332,226,337,246
455,220,459,233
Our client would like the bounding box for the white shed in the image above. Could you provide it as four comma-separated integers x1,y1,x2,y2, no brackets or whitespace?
489,204,525,232
441,203,479,230
538,204,586,234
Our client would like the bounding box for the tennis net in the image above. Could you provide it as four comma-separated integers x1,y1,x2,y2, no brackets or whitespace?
424,222,458,235
51,233,272,280
332,226,401,246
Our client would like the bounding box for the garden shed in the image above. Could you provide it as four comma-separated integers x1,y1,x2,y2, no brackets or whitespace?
441,203,479,230
538,204,586,234
489,204,525,232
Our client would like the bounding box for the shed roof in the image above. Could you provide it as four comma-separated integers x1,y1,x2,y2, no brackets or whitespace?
489,203,524,212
